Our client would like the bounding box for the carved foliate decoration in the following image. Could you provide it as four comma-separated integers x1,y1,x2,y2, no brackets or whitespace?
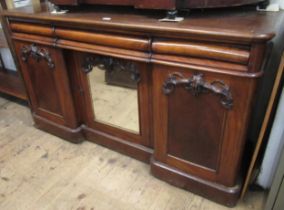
163,72,233,109
82,55,140,83
21,43,55,69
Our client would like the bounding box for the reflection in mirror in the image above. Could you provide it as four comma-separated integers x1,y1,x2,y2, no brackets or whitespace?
87,56,140,134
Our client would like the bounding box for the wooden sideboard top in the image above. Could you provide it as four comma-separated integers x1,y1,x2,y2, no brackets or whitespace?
2,3,284,44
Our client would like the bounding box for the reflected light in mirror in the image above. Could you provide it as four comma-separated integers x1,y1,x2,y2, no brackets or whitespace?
88,66,140,134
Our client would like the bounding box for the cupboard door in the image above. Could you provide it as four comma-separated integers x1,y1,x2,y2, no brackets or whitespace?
75,52,152,148
152,64,257,187
14,41,77,128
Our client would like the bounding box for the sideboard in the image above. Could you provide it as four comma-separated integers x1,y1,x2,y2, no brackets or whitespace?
2,4,284,206
48,0,265,10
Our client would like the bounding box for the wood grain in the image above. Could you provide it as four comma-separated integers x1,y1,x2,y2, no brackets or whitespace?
3,5,284,206
3,5,278,44
0,70,27,100
10,22,53,37
152,40,250,64
0,98,266,210
55,28,150,51
49,0,264,9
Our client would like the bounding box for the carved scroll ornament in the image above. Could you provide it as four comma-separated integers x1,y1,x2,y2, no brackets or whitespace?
21,43,55,69
82,55,140,82
163,72,233,109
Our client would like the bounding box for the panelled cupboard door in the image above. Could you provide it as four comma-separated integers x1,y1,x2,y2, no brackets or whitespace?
14,41,77,128
152,64,257,187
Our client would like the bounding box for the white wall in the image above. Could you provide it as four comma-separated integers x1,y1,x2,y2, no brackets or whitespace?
271,0,284,9
0,48,17,71
257,87,284,188
255,0,284,189
0,0,33,71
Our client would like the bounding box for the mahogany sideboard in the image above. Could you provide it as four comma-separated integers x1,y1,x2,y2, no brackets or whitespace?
49,0,265,10
2,4,284,206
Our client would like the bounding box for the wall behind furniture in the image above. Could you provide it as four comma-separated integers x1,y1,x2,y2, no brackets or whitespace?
271,0,284,9
0,49,16,71
257,86,284,188
0,0,36,70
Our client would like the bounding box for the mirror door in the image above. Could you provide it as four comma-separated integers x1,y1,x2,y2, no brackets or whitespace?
75,52,152,147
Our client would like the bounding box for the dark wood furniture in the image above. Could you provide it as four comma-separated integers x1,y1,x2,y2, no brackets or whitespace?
49,0,265,9
0,0,27,100
2,4,284,206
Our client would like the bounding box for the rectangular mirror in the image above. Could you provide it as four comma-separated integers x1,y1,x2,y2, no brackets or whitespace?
86,56,140,134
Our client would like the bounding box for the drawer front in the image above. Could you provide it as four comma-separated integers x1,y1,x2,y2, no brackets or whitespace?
10,22,150,52
14,41,77,128
152,40,250,65
152,64,257,186
10,22,54,37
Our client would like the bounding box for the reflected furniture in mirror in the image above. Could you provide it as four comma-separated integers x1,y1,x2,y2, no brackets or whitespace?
84,55,140,134
2,3,284,207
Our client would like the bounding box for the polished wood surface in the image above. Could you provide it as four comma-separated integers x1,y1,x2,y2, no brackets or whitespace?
151,64,259,206
9,22,150,52
2,4,284,206
0,97,266,210
152,40,250,64
49,0,264,9
2,5,279,44
9,22,54,37
14,41,82,142
0,2,27,100
180,0,264,8
0,70,26,100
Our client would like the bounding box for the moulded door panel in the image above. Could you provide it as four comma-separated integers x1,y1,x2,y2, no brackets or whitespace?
14,41,77,128
153,64,257,187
